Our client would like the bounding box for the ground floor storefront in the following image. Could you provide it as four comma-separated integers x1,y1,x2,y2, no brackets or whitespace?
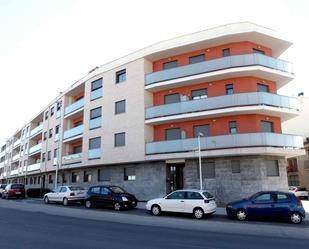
3,155,289,204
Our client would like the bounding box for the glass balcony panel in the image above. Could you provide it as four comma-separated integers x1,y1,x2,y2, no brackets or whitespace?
12,154,20,161
89,117,102,130
13,139,21,147
62,153,82,165
63,125,83,140
10,169,19,176
88,148,101,159
64,98,85,116
30,124,43,137
29,143,42,154
90,88,102,101
27,163,41,172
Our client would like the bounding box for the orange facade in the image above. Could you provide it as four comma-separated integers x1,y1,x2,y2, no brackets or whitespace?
153,41,272,72
153,114,281,141
153,77,276,106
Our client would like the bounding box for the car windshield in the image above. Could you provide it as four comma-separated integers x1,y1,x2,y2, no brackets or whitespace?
202,192,213,199
110,186,125,194
69,186,85,191
11,184,24,189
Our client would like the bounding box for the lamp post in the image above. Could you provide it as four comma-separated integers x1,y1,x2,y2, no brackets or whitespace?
198,132,204,190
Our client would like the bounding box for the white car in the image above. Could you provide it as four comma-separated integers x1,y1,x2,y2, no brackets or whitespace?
44,186,87,206
146,189,216,219
289,186,309,200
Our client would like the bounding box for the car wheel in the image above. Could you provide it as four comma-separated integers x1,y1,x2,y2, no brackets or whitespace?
44,196,49,204
114,202,121,211
290,212,302,224
193,207,204,219
85,200,92,208
236,209,247,221
63,198,69,206
151,205,161,216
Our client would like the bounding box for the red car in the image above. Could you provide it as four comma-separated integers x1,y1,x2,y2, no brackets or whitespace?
2,184,25,199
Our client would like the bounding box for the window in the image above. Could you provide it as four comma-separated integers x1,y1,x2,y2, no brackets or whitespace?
193,125,209,137
191,89,207,100
62,173,67,183
43,132,47,141
116,69,126,83
277,194,289,203
231,160,240,173
60,187,67,193
189,54,205,64
115,132,125,147
49,128,53,138
101,187,111,195
257,83,269,92
166,191,185,199
124,167,136,181
38,176,41,185
226,84,234,95
288,175,299,186
164,93,180,104
30,177,33,184
222,48,230,57
163,60,177,70
47,151,51,161
91,78,102,91
261,121,274,133
45,111,48,120
50,107,54,116
71,172,79,183
24,160,27,166
57,101,62,111
254,193,274,203
229,121,237,134
74,120,83,127
83,171,91,182
165,128,182,140
89,137,101,149
115,100,126,114
55,125,60,134
98,168,111,181
253,48,265,54
266,160,279,177
204,161,215,179
42,153,46,162
90,186,100,194
73,146,82,154
48,175,53,184
185,191,203,200
54,148,58,158
90,107,102,119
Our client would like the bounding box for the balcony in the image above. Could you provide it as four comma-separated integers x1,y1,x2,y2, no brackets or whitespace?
88,148,101,160
89,117,102,130
10,169,19,176
13,139,21,148
26,162,41,172
145,92,299,124
146,133,303,155
12,154,20,161
62,153,82,165
64,98,85,116
145,54,294,91
30,124,43,137
29,143,42,155
63,125,83,140
90,88,102,101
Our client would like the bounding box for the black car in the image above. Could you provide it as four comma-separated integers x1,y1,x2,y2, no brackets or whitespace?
2,184,26,199
85,185,137,211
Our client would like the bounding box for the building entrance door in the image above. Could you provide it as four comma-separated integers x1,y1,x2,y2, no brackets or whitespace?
166,164,184,194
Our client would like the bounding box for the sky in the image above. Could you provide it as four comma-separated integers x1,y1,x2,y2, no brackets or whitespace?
0,0,309,142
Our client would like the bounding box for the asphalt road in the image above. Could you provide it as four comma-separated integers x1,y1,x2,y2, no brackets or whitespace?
0,199,309,249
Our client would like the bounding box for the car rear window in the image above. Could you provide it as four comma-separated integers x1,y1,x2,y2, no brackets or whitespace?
202,192,213,199
69,186,85,191
11,184,24,189
297,188,307,191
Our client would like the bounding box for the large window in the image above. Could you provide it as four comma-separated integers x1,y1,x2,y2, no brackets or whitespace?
90,107,102,119
115,132,125,147
115,100,126,114
71,172,79,183
164,93,180,104
226,84,234,95
165,128,182,140
47,151,51,161
266,160,280,177
257,83,269,92
163,60,177,70
222,48,230,57
91,78,102,91
193,125,209,137
83,171,91,182
124,167,136,181
191,89,207,100
89,137,101,149
73,145,82,154
116,69,126,83
189,54,205,64
229,121,237,134
98,168,111,181
261,121,274,133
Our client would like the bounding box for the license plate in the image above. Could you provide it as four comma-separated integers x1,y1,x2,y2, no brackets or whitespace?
77,192,83,195
16,192,21,194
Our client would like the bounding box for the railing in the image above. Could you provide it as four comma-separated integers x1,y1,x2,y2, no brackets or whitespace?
10,169,19,176
89,117,102,130
88,149,101,159
90,88,102,101
12,154,20,161
26,163,41,172
145,92,298,119
63,125,83,140
13,139,21,147
30,123,43,137
62,153,82,165
64,98,85,116
145,53,293,85
146,133,303,155
29,143,42,154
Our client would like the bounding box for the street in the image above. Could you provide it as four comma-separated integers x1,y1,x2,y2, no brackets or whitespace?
0,199,309,249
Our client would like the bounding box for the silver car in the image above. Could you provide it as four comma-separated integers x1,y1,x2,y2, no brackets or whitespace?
44,186,87,206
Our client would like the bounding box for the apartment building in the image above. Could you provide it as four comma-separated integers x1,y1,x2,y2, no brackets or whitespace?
0,22,305,203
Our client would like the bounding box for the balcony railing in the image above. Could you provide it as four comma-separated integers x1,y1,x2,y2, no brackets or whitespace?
29,143,42,155
12,154,20,161
63,125,83,140
64,98,85,116
90,88,102,101
145,53,293,86
26,162,41,172
62,153,82,165
10,169,19,176
13,139,21,147
30,124,43,137
145,92,298,120
88,148,101,159
146,133,303,155
89,117,102,130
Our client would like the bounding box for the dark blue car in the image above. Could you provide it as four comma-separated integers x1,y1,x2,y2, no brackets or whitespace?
226,191,306,224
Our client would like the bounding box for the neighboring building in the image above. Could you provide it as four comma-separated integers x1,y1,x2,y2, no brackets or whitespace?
0,22,305,203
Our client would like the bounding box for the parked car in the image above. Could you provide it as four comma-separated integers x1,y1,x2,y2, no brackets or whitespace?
146,189,216,219
289,186,309,200
44,186,86,206
2,184,25,199
0,184,7,197
84,185,137,211
226,191,306,224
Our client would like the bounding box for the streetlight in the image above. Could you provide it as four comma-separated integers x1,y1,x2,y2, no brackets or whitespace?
198,132,204,190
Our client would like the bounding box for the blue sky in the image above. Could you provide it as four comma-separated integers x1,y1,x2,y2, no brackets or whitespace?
0,0,309,141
